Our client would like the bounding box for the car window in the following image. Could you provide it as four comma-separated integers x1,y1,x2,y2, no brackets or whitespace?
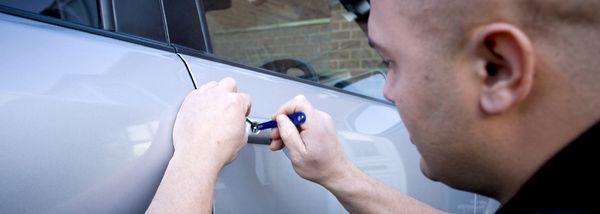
0,0,100,27
203,0,387,101
0,0,168,42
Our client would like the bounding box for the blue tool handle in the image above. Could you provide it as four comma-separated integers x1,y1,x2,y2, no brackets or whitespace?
256,112,306,131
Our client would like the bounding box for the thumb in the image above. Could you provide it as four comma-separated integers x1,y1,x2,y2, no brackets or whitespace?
276,114,305,154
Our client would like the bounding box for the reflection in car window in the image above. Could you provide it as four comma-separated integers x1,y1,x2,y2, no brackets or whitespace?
204,0,387,100
0,0,169,42
0,0,100,28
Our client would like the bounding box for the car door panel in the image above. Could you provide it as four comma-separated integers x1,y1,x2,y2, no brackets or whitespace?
0,13,193,213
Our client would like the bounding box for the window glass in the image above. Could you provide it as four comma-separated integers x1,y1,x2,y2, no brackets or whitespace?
0,0,100,28
0,0,168,42
112,0,167,42
204,0,387,101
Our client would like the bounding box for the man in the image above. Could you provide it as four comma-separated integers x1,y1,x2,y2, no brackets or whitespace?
147,0,599,213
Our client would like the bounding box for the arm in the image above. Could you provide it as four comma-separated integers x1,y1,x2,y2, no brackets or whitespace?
270,95,441,214
322,161,439,213
145,151,221,214
147,77,251,214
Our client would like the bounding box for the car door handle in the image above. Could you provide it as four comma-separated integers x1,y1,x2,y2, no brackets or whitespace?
247,128,290,158
247,127,271,145
246,116,271,145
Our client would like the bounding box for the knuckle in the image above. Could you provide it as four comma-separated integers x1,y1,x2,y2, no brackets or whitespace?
294,94,307,102
306,156,320,167
239,93,250,105
233,94,243,104
223,77,236,84
225,93,237,102
222,94,238,108
320,111,333,121
290,155,302,164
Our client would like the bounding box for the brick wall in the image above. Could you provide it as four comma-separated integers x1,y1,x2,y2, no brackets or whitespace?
328,3,382,77
206,1,383,82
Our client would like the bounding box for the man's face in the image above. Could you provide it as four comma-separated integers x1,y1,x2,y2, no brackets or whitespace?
369,0,482,186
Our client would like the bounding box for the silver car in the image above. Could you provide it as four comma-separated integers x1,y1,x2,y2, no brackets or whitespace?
0,0,499,213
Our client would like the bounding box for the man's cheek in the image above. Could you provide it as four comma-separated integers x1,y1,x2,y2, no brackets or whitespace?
395,94,419,135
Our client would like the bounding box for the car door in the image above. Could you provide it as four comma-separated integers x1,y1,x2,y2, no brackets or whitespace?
165,0,497,213
0,1,193,213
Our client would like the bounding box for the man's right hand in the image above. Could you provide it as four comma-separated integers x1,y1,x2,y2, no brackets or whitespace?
269,95,440,214
269,95,352,185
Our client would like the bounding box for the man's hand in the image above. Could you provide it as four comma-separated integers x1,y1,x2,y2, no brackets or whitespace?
172,77,251,169
269,95,440,214
147,77,251,214
269,95,351,185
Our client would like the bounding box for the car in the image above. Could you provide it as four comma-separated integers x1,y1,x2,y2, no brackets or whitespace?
0,0,500,213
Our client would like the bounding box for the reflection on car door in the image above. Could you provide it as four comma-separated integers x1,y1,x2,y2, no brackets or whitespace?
0,12,193,213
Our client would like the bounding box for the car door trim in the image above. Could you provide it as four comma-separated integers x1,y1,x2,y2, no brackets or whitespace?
194,0,213,52
0,4,175,53
173,44,394,106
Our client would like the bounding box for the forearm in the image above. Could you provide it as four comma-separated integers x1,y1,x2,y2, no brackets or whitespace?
321,163,442,214
146,152,221,214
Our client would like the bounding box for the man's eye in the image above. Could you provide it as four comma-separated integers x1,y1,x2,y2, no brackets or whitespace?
380,59,392,68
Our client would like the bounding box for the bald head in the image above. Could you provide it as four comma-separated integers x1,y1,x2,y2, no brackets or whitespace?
370,0,600,202
401,1,598,50
384,0,600,107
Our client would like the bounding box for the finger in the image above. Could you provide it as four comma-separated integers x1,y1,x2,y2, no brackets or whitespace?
276,95,314,115
216,77,237,92
238,93,252,117
270,139,285,151
270,127,280,140
276,114,305,153
269,128,285,151
197,81,218,93
274,95,315,128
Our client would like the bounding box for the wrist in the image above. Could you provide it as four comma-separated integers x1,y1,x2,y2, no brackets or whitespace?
173,135,231,168
170,147,224,176
319,160,361,190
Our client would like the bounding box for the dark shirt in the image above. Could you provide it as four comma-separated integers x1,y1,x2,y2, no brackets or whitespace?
496,122,599,213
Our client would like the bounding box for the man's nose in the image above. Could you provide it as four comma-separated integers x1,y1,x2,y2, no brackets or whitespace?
382,80,395,102
383,90,395,104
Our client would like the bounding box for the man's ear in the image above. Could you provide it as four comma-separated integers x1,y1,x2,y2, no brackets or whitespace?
467,23,535,115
